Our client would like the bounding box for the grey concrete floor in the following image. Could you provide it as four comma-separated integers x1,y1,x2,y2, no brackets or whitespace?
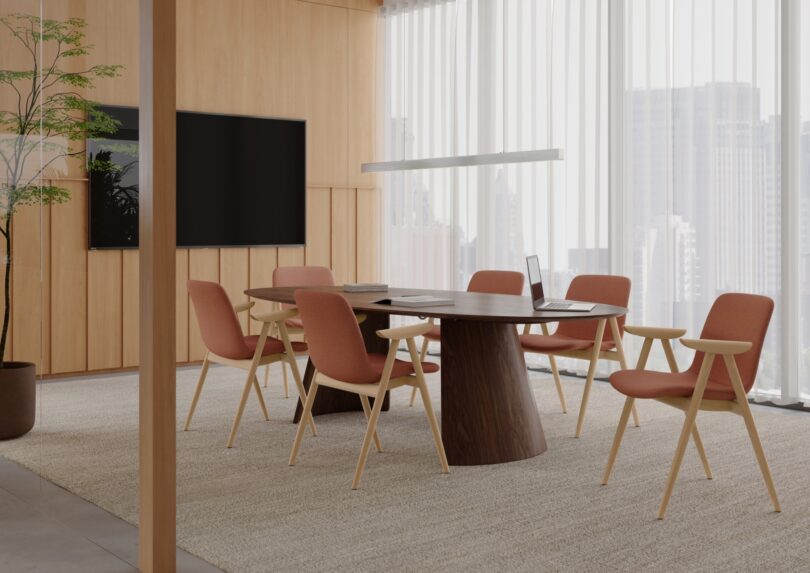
0,457,223,573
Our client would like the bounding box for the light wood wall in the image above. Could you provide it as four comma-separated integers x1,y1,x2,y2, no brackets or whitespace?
2,0,380,376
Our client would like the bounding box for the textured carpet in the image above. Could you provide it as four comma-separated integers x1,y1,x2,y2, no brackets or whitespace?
1,358,809,573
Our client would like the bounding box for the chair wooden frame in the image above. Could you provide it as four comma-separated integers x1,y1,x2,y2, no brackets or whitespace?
184,303,317,448
521,317,640,437
289,319,449,490
601,325,781,519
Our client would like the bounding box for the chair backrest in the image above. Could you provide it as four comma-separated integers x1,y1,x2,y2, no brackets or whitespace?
274,266,335,310
467,270,525,295
273,265,335,288
294,290,379,384
555,275,632,343
688,293,773,393
187,280,251,360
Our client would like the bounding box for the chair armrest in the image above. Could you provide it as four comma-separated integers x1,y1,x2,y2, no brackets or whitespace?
624,325,686,340
680,338,752,355
234,301,256,314
250,308,299,324
376,320,433,340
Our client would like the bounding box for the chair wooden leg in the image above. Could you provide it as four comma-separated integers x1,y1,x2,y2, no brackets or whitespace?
359,394,382,452
409,337,431,407
738,402,781,512
227,374,256,448
352,389,386,490
287,355,317,436
184,355,210,431
609,317,639,428
417,379,449,474
691,424,712,480
575,319,606,438
289,381,319,466
252,375,269,421
601,397,635,485
658,356,713,519
263,364,270,388
282,361,290,398
723,356,781,512
548,354,568,414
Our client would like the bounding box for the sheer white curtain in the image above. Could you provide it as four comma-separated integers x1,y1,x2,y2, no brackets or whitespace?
619,0,796,398
379,0,608,301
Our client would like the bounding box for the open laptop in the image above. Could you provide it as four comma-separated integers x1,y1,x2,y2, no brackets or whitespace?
526,255,595,312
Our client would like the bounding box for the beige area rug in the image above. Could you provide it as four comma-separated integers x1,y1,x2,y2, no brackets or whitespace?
1,358,810,573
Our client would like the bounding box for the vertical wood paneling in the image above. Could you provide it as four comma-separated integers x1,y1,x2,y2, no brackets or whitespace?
248,248,278,334
11,205,50,374
219,248,250,331
87,250,123,370
278,247,305,268
175,250,189,362
331,187,356,284
292,1,349,186
13,0,380,376
188,249,219,361
51,183,88,373
122,250,139,367
356,188,380,282
305,188,331,267
348,9,377,188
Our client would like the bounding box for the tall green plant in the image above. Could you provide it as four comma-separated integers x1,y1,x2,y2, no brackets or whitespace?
0,13,122,366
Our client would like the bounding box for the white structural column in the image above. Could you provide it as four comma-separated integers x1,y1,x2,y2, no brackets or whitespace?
781,0,800,401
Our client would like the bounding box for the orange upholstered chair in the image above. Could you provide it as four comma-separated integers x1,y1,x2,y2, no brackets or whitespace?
289,290,448,489
186,280,316,448
409,269,525,406
601,293,780,519
520,275,634,437
261,266,336,395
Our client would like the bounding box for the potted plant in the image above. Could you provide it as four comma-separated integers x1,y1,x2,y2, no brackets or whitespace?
0,13,121,439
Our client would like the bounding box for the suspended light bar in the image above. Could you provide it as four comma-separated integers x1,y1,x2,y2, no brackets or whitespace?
361,148,564,173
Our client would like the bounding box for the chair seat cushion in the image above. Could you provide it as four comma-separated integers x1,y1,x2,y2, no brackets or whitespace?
244,335,307,357
423,325,441,341
609,369,736,400
519,333,615,353
367,353,440,379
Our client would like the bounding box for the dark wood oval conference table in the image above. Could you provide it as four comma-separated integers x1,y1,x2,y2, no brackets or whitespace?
245,286,628,466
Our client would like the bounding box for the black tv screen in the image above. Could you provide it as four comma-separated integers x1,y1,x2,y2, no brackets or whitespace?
88,105,306,248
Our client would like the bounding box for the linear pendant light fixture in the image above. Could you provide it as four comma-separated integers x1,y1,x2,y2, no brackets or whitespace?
361,148,564,173
362,1,562,175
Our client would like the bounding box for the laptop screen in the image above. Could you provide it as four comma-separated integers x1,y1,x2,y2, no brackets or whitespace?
526,255,544,304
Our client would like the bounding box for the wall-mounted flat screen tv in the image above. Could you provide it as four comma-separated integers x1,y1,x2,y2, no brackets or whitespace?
88,105,306,248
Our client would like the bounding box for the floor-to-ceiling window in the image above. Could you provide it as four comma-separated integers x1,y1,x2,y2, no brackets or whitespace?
379,0,807,403
379,0,608,299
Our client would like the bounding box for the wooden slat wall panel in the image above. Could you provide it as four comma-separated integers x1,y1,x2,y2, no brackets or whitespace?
294,1,349,186
11,205,50,374
248,248,278,335
176,250,189,362
278,248,305,268
219,248,250,331
50,183,88,373
348,9,377,188
87,250,123,370
15,0,381,375
305,188,331,267
122,250,139,367
331,188,356,284
187,249,219,361
356,188,380,282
